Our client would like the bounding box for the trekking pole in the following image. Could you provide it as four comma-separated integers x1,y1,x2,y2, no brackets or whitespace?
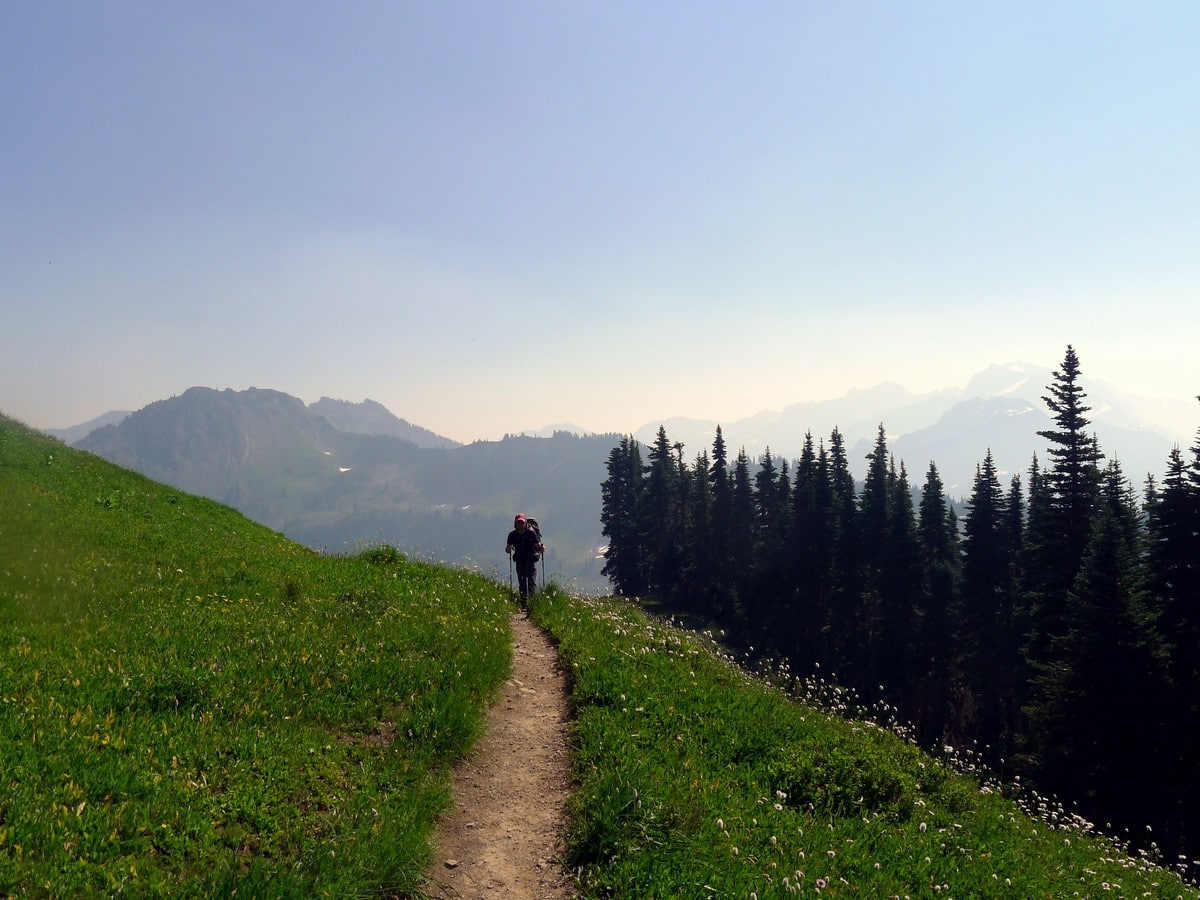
508,553,514,597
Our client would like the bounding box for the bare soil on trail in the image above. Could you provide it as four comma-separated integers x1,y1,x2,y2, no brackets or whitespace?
422,611,576,899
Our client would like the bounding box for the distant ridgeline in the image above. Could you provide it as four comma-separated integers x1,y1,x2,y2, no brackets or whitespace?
73,387,616,593
600,346,1200,876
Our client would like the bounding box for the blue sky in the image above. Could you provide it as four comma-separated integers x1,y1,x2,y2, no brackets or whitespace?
3,2,1198,443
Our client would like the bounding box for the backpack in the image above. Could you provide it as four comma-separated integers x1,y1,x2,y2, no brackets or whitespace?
520,516,542,561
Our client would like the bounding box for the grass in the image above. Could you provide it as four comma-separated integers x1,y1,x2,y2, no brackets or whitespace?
4,410,1197,897
1,414,514,897
527,590,1199,898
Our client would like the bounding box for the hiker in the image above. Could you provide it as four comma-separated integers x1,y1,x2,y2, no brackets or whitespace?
505,514,544,600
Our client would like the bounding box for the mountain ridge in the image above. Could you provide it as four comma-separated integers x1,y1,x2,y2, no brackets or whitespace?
50,364,1195,591
307,396,461,448
633,363,1192,489
74,388,618,591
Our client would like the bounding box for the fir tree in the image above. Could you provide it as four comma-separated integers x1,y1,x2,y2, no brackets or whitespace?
644,427,684,601
809,438,839,670
600,436,647,597
787,432,824,670
683,449,715,615
708,426,734,616
960,450,1015,764
826,427,860,683
1028,505,1169,836
916,462,961,745
1146,439,1200,858
1033,344,1104,610
728,448,756,634
878,458,922,717
1023,347,1104,773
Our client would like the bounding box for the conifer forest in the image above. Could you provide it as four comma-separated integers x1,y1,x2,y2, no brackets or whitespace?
600,345,1200,872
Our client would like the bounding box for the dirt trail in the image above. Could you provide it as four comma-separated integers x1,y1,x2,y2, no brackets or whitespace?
422,611,576,899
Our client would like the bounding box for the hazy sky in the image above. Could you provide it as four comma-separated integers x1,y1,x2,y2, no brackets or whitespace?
3,2,1198,443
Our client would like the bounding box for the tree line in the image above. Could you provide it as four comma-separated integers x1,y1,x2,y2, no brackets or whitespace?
600,345,1199,871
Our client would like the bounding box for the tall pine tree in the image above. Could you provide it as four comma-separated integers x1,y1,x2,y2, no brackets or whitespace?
1030,504,1168,837
916,462,961,745
600,436,647,597
1023,347,1104,774
644,427,684,601
960,450,1018,764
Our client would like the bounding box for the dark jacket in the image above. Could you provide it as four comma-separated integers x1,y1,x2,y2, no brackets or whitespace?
506,527,542,563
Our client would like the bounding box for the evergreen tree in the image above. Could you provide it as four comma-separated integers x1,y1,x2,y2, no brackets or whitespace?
853,425,891,691
744,448,779,634
682,449,715,615
1148,447,1200,677
600,436,647,596
728,448,756,634
753,448,781,544
769,457,794,637
1020,452,1052,636
1099,459,1142,557
916,462,961,745
826,427,861,683
859,425,892,569
878,459,922,718
1023,347,1104,773
786,432,825,670
748,449,793,642
644,427,684,601
960,450,1015,764
1032,344,1104,617
809,438,839,670
1146,439,1200,857
1001,471,1028,762
828,427,857,521
708,426,734,617
1029,505,1169,837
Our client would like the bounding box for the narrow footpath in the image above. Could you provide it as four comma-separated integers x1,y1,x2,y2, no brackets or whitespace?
422,611,576,899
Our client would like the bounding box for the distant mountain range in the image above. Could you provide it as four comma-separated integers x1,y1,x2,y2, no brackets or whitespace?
72,387,617,592
630,363,1197,496
47,367,1197,593
306,396,461,449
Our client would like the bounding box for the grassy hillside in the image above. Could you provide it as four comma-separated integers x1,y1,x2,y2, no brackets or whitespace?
4,410,1197,897
528,590,1199,898
1,414,515,896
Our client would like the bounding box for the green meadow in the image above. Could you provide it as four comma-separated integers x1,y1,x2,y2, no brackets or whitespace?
531,589,1198,897
3,412,1197,897
1,415,512,896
